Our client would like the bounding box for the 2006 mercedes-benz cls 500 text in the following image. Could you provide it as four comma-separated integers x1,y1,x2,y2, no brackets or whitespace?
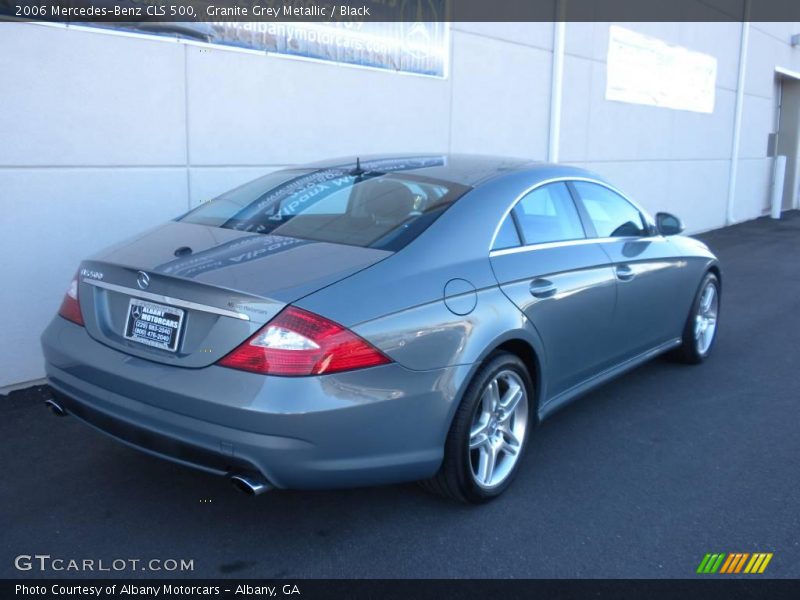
41,155,721,503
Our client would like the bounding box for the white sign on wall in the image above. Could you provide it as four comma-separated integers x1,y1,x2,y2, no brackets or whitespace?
606,25,718,114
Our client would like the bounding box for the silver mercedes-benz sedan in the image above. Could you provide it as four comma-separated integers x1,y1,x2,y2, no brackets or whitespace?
41,155,721,503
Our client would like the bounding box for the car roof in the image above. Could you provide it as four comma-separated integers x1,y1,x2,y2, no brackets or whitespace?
301,154,595,187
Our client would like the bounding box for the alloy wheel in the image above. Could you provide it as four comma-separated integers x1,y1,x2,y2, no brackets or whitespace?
468,370,529,489
694,281,719,355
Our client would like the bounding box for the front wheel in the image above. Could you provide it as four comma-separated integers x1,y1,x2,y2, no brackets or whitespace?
421,352,534,503
672,271,720,364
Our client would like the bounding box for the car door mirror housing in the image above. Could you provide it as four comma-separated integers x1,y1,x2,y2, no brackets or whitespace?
656,212,684,236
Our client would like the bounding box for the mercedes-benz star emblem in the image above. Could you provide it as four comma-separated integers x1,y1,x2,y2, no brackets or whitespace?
137,271,150,290
132,306,142,320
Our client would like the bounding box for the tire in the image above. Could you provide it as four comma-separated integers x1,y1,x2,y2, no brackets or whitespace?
671,271,720,364
420,352,534,503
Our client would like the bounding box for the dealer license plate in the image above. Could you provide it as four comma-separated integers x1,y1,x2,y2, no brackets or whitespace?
124,298,185,352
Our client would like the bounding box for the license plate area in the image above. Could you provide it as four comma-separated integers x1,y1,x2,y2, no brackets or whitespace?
124,298,185,352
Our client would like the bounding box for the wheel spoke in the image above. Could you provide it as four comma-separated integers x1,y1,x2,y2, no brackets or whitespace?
703,325,714,350
500,427,521,456
498,382,523,423
469,427,489,450
477,445,497,485
694,316,704,340
481,378,500,414
702,285,716,314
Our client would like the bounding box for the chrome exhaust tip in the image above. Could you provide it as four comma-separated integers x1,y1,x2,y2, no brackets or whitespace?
45,399,67,417
230,474,271,496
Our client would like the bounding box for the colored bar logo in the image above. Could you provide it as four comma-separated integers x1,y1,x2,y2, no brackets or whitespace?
696,553,773,574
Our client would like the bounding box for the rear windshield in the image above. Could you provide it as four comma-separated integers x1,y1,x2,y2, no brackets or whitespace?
179,168,470,251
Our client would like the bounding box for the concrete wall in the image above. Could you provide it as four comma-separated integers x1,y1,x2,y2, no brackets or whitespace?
1,19,799,389
561,22,740,232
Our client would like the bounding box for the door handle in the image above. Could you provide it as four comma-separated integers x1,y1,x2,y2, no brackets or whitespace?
616,264,635,281
529,278,557,298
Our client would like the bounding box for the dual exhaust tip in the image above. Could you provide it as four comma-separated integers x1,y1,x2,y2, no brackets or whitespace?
229,474,271,496
45,398,67,417
44,398,270,496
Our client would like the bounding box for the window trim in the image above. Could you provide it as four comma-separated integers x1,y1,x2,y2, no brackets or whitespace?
565,181,598,238
491,210,523,251
488,176,657,256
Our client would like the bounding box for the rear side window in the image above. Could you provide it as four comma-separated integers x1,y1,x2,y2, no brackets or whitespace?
512,182,586,245
571,182,647,238
180,169,470,251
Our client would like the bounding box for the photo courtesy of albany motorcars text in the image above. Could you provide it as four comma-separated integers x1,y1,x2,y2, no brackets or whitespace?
41,154,721,503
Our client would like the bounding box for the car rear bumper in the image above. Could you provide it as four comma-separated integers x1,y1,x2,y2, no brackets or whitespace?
41,317,470,489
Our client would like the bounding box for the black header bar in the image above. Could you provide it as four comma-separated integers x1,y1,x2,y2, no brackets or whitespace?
3,0,800,23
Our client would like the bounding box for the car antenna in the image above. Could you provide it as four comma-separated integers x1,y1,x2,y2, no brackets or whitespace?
349,156,367,177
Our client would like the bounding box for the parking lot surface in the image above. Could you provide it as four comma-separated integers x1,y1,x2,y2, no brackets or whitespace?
2,212,798,578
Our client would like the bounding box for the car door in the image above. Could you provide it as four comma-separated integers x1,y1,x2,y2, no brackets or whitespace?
490,182,618,400
569,181,686,360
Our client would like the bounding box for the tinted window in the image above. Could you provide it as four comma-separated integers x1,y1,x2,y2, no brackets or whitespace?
492,215,521,250
512,182,585,245
572,182,647,238
180,169,469,251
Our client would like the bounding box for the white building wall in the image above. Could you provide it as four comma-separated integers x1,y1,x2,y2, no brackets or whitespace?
560,22,741,233
1,19,799,389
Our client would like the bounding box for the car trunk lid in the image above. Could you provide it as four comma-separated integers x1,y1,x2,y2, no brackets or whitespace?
77,222,391,367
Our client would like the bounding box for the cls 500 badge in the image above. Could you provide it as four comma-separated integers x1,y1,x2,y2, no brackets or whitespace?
80,268,103,280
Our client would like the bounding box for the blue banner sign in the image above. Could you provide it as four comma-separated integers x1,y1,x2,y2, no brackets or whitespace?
89,17,448,77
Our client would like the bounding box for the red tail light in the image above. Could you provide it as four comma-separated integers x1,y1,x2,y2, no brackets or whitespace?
218,306,391,376
58,272,84,326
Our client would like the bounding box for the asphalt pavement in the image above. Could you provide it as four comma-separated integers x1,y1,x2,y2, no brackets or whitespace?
2,211,799,579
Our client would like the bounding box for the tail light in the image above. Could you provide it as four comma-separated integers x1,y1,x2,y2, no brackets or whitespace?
58,272,84,326
218,306,391,376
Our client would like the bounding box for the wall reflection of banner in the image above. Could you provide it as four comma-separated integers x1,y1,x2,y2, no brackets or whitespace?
89,19,448,77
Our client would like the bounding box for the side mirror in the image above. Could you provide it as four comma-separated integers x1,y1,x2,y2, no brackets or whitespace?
656,212,684,236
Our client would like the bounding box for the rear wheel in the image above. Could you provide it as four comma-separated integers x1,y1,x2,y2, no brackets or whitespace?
421,352,533,503
672,272,720,364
